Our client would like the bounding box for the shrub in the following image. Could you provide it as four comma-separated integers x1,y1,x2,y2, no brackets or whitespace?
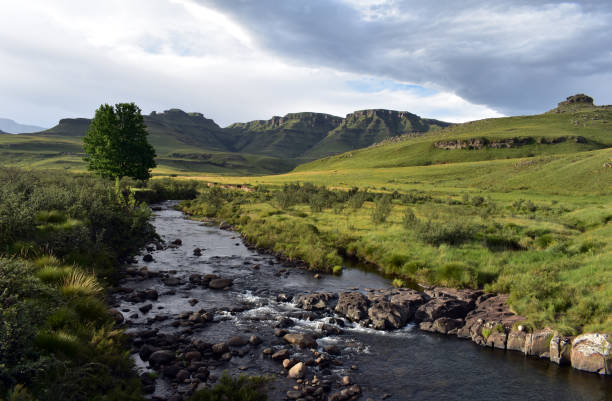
189,372,270,401
332,265,343,275
414,218,477,246
402,208,417,229
371,195,392,225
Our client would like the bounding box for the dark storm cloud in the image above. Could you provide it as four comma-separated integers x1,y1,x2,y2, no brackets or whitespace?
195,0,612,113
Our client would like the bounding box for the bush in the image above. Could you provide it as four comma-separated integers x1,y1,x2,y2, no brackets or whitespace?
371,195,392,225
189,372,270,401
414,218,477,246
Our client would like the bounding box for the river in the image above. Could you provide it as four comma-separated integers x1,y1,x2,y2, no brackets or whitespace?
115,202,611,401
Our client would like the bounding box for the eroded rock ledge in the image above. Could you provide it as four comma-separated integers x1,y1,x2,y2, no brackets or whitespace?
295,287,611,376
434,136,587,150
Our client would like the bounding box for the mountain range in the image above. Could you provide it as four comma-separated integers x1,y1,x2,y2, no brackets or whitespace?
0,118,47,134
0,108,448,175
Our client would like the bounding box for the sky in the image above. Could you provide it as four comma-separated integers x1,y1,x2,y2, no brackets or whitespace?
1,0,611,128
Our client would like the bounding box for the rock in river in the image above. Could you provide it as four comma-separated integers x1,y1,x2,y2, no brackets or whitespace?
283,333,317,348
208,278,233,289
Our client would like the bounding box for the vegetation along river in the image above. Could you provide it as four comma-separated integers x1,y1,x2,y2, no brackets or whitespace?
112,202,611,401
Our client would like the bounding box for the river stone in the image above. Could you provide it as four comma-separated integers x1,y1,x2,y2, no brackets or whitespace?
185,351,201,362
108,309,124,325
525,328,554,358
283,333,317,348
288,362,305,379
249,335,262,345
414,298,473,322
227,336,249,347
272,349,290,360
139,344,158,361
296,292,337,311
149,350,175,366
139,304,153,314
208,278,233,289
212,342,229,354
571,333,612,374
335,292,369,322
368,299,409,330
550,333,572,365
283,358,297,369
143,254,154,262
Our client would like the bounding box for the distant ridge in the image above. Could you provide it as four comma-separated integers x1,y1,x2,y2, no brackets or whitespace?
0,118,47,134
31,108,448,160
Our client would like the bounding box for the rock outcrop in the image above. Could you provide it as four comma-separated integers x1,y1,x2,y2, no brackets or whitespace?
571,333,611,374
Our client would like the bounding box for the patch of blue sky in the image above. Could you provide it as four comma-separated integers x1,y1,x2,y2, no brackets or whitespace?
346,78,437,96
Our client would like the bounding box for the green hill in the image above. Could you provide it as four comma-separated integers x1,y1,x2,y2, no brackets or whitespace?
304,109,450,158
0,107,447,175
296,94,612,172
224,112,343,158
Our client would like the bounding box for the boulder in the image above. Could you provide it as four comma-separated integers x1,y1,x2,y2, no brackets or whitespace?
368,300,409,330
550,333,572,365
143,254,154,262
296,292,337,311
571,333,611,374
414,298,473,322
432,317,463,334
184,351,201,362
227,336,249,347
525,328,554,358
249,335,262,345
271,349,290,361
211,342,229,354
108,309,124,325
486,330,508,349
208,278,233,289
506,328,528,353
283,333,317,348
149,350,175,366
335,292,369,322
288,362,305,379
389,290,428,321
193,248,202,256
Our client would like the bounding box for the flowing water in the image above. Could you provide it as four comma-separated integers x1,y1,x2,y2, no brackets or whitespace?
117,202,611,401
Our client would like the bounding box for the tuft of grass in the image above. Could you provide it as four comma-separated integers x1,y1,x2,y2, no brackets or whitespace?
332,265,343,275
35,330,82,358
36,266,73,285
189,371,270,401
60,270,102,297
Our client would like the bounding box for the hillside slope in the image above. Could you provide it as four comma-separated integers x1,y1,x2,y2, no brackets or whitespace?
296,94,612,172
304,109,450,158
0,107,447,175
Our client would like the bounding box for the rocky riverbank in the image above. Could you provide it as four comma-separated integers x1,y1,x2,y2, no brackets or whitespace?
107,203,611,401
293,287,611,376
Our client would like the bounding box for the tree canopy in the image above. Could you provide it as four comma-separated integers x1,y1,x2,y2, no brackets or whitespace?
83,103,156,180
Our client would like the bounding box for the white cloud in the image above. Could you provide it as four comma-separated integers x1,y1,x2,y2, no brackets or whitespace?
0,0,506,128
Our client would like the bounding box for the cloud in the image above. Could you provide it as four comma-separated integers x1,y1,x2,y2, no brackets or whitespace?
2,0,608,128
193,0,612,115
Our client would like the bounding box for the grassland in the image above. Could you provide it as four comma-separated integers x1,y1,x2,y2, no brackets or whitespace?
178,102,612,335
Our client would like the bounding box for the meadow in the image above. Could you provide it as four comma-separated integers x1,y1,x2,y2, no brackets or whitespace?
180,148,612,335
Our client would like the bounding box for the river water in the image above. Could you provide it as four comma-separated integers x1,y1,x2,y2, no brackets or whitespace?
118,202,611,401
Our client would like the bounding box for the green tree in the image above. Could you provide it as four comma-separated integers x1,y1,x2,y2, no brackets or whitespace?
83,103,156,180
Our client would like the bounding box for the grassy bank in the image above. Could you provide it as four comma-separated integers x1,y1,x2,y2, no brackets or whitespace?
182,181,612,335
0,168,157,401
